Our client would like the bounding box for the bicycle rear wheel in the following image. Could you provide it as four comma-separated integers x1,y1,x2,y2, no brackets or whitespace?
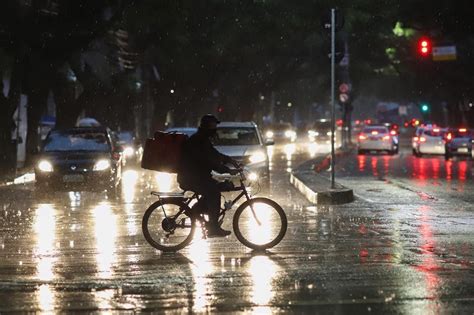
142,200,195,252
233,197,287,250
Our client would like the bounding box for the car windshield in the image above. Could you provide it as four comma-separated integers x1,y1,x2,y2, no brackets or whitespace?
362,127,388,134
312,121,331,131
270,123,292,131
423,129,446,137
43,131,110,152
167,128,197,137
117,132,134,143
214,127,260,146
450,130,472,138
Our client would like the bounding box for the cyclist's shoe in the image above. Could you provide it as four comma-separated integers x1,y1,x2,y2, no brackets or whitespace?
207,226,231,237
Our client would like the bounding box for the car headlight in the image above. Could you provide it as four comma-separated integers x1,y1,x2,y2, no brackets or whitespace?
326,131,332,136
308,130,319,137
93,159,111,171
265,131,274,138
249,151,267,164
285,130,295,138
248,172,258,181
38,160,53,172
123,146,134,157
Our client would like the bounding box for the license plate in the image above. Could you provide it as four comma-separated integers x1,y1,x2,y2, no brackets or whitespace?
369,137,378,141
458,148,468,153
63,174,84,183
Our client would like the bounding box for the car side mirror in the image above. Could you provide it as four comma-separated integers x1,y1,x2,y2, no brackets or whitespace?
265,139,275,146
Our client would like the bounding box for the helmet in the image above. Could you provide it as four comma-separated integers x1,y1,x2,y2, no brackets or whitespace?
199,114,220,128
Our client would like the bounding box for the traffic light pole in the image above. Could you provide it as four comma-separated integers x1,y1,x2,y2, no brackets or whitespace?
330,8,336,189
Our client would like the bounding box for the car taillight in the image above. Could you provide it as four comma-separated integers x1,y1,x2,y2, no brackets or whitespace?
371,131,378,135
383,135,390,141
413,137,419,142
419,137,426,142
359,134,367,141
390,130,397,136
446,133,452,141
459,128,467,133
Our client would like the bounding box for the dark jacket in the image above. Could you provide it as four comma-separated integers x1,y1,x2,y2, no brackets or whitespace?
177,130,232,187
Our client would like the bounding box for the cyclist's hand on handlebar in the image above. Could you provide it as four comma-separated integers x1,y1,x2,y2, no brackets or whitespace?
230,159,241,168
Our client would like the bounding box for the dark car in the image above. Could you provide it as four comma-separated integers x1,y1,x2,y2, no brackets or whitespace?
264,122,297,143
307,119,332,144
34,127,123,197
444,128,473,160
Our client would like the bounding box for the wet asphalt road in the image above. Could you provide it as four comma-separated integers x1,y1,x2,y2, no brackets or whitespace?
1,140,473,313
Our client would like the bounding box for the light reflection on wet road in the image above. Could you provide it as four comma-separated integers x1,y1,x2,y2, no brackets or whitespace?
0,141,473,313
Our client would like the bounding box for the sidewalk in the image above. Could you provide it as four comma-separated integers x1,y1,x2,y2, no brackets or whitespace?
290,146,354,204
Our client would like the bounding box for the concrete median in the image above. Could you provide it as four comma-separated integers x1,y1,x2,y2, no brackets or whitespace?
290,148,354,205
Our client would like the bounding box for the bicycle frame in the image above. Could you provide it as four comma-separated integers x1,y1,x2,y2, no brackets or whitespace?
154,170,257,226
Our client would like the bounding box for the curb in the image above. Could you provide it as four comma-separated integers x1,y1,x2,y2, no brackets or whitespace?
290,172,354,205
0,170,35,188
290,146,355,205
290,172,317,204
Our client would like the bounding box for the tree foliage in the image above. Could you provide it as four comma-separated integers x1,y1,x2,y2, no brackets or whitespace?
1,0,473,170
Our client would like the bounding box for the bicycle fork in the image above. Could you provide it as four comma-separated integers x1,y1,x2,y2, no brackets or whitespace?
243,190,262,226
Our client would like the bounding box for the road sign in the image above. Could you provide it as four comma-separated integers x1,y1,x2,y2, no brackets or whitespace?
339,83,350,93
432,46,456,61
321,9,344,32
339,93,349,103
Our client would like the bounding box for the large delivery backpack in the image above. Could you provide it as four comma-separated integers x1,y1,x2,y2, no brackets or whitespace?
141,131,189,173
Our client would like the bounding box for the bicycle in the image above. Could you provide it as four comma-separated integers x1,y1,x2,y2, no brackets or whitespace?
142,169,287,252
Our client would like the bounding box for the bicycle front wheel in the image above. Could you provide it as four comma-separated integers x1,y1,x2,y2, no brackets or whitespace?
233,197,287,250
142,200,195,252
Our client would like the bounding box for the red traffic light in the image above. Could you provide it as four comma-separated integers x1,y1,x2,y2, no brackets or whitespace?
418,38,431,57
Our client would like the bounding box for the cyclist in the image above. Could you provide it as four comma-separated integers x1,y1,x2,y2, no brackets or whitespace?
177,114,240,237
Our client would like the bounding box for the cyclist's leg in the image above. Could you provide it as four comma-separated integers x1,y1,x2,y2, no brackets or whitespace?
196,179,221,226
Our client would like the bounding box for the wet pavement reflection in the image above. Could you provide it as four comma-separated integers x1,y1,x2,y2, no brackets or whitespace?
0,141,473,312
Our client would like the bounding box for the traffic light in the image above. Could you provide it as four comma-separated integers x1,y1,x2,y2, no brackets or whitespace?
418,38,431,57
420,103,430,113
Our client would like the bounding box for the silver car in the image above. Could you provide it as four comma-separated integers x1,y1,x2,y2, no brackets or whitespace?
213,122,270,182
412,127,446,157
165,124,270,182
358,125,397,155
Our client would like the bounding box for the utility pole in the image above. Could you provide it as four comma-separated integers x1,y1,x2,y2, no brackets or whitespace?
330,8,336,189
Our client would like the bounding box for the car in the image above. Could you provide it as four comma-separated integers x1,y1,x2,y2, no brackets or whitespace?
412,127,425,153
264,122,296,143
213,122,270,183
444,128,473,160
165,127,198,137
307,119,333,144
358,125,398,155
76,117,101,127
115,130,143,166
34,127,123,197
412,126,446,157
